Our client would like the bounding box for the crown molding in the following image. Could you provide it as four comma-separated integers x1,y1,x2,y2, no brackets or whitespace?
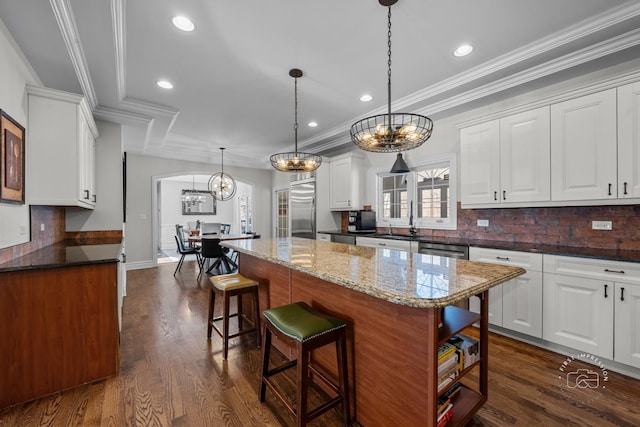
49,0,98,110
94,105,153,126
110,0,126,102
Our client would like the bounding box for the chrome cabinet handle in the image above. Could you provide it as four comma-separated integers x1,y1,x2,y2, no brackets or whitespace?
604,284,608,298
604,269,625,274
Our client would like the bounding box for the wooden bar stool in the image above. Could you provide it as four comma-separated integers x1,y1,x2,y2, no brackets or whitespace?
259,301,350,427
207,273,261,360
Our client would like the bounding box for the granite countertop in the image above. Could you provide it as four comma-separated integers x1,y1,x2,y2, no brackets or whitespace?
0,240,123,273
222,237,525,308
318,230,640,263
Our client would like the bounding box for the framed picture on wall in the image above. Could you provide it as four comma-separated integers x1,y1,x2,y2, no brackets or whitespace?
0,110,25,204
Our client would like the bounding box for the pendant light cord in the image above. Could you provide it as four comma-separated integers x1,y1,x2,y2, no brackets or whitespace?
294,75,299,154
387,6,392,130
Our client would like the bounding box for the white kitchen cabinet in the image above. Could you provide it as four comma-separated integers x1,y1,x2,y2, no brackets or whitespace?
460,107,550,206
469,248,543,337
550,88,617,202
329,153,364,210
356,236,411,252
27,85,98,209
542,255,640,361
615,282,640,368
316,233,331,242
618,82,640,199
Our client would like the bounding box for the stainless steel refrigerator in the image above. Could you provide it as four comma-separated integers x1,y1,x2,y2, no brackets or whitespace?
290,179,316,239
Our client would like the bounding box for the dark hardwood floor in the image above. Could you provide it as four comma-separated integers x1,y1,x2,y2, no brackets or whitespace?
1,260,639,426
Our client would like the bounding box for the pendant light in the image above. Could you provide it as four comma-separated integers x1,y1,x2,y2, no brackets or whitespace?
350,0,433,153
389,153,410,173
208,147,237,201
270,69,323,172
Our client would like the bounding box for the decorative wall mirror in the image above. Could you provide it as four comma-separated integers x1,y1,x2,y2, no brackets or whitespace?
181,190,216,215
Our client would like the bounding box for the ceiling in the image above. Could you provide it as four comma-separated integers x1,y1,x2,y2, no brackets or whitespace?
2,0,640,169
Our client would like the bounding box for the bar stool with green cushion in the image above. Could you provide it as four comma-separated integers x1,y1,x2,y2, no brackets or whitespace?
259,301,350,427
208,273,261,360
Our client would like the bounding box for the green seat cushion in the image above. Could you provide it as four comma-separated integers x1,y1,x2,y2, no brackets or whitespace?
263,302,346,343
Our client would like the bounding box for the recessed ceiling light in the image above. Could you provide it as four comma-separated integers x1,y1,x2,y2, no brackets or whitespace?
172,16,195,32
308,121,318,127
453,44,473,57
360,94,373,102
157,80,174,89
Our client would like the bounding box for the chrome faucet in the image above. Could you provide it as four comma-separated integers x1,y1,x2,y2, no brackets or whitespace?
409,200,416,236
388,223,393,235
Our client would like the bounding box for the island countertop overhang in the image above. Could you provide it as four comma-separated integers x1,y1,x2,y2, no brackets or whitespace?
222,237,526,308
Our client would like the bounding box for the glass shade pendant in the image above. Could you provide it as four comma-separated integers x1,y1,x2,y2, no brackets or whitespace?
350,0,433,152
208,148,237,201
270,69,323,172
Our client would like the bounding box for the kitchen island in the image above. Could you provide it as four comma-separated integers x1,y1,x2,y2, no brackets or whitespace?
222,237,525,426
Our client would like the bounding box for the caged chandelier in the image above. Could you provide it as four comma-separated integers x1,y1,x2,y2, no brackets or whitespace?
350,0,433,152
270,69,322,172
208,147,237,201
181,175,206,206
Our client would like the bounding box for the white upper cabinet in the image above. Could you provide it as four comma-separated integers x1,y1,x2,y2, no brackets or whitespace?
460,120,500,205
27,85,98,209
550,88,617,201
617,82,640,199
460,107,550,206
329,153,364,211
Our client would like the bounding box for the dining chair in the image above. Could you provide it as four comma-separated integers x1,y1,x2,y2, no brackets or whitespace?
221,224,231,234
199,237,234,279
174,235,203,276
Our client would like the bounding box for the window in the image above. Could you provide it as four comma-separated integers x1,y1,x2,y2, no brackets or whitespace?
376,153,457,230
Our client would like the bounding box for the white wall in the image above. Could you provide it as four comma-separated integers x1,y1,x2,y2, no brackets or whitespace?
66,120,124,231
0,18,40,249
125,153,273,267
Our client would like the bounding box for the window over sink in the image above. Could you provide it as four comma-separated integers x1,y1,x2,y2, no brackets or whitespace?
376,153,457,230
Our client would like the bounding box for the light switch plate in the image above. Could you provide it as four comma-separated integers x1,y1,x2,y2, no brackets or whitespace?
592,220,612,230
477,219,489,227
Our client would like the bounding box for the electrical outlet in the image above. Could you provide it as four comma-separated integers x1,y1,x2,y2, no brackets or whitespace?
592,220,612,230
477,219,489,227
40,223,45,231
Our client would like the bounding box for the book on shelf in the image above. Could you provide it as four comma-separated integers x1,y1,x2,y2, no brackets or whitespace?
437,396,451,416
437,342,456,362
441,381,462,401
448,334,480,370
437,402,454,427
438,352,459,377
437,364,460,392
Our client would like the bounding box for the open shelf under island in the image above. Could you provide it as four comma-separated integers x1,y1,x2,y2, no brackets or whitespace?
222,237,525,427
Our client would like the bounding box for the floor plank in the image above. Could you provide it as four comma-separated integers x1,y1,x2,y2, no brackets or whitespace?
1,260,640,426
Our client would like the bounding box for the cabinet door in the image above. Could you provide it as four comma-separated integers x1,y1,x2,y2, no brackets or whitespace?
78,116,96,205
330,157,356,210
614,283,640,368
460,119,500,205
356,236,410,252
469,284,502,326
500,107,550,204
502,271,543,337
550,89,617,201
543,273,613,358
618,82,640,199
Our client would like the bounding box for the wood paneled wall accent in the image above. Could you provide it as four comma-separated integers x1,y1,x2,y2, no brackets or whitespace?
0,206,65,265
66,230,123,244
0,262,120,408
382,203,640,250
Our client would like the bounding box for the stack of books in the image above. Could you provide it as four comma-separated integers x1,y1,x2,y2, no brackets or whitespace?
437,382,462,426
447,334,480,370
437,342,460,393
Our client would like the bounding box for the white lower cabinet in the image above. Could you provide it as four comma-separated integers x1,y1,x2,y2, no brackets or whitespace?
614,282,640,368
469,248,543,337
316,233,331,242
355,236,411,252
543,255,640,364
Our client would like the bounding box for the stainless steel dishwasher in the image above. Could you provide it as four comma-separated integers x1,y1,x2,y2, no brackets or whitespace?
331,234,356,245
418,241,469,260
